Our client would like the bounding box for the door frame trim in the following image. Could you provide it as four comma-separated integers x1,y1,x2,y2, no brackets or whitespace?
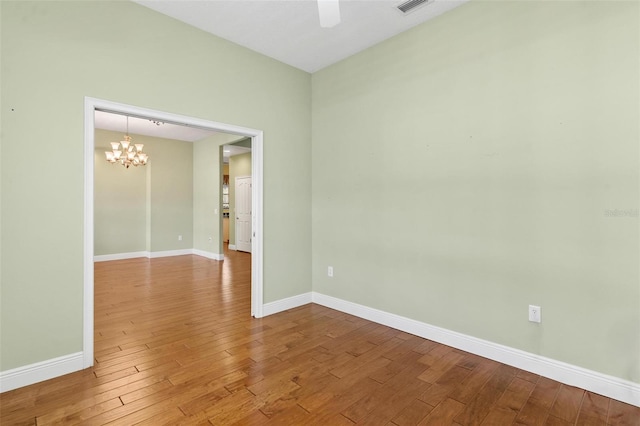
83,97,264,368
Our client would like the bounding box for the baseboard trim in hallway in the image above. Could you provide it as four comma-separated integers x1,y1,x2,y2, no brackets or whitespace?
94,249,224,262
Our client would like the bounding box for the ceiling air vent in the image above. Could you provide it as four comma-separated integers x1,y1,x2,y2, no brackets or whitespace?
397,0,430,14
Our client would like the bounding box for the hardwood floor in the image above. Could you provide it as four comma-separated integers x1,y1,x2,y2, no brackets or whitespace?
1,247,638,425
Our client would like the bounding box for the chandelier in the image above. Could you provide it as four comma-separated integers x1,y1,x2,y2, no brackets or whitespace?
104,116,149,168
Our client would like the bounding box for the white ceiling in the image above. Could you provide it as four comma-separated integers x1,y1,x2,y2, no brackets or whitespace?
96,1,469,153
222,145,252,163
133,0,470,73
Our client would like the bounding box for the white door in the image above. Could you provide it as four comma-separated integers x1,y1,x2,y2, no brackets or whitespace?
235,176,252,253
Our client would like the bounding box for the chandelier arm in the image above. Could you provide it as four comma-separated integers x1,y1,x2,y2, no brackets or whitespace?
104,115,149,168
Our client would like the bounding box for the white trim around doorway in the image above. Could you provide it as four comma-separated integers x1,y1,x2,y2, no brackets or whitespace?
84,97,264,370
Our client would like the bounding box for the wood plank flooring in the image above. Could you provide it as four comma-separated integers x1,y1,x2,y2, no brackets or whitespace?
1,247,639,425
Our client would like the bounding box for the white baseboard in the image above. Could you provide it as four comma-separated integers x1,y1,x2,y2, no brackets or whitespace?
148,249,194,258
262,292,313,317
192,249,224,261
94,251,148,262
311,292,640,407
95,249,224,262
0,352,84,393
228,244,237,251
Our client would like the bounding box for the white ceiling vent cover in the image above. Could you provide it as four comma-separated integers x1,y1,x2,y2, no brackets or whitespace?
397,0,430,14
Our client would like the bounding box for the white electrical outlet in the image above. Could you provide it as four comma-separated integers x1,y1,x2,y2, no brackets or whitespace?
178,235,183,241
528,305,541,323
328,266,333,277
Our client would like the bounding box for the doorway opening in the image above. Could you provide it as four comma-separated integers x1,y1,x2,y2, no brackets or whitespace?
222,139,252,253
83,97,264,369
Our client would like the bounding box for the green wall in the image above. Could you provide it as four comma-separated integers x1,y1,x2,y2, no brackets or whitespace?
97,128,245,258
94,129,147,255
0,0,311,370
229,151,253,247
147,136,194,252
95,129,196,256
311,1,639,382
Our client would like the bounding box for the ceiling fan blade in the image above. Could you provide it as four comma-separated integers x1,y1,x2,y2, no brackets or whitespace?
317,0,341,28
